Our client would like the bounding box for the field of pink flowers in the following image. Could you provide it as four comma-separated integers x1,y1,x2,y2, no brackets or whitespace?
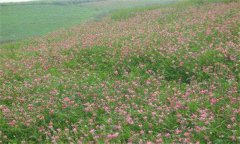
0,0,240,143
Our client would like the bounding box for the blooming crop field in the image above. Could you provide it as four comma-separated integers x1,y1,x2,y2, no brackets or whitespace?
0,0,240,143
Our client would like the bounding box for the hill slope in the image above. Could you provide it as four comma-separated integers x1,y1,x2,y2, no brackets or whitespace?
0,0,240,143
0,0,174,42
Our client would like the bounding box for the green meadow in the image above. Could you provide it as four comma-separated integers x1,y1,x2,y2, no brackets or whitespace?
0,4,96,42
0,0,239,143
0,0,174,42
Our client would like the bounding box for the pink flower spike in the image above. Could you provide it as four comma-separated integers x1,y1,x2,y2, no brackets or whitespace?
8,120,16,126
63,97,71,102
210,98,218,105
107,133,119,139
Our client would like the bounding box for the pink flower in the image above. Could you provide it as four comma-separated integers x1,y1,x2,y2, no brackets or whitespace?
8,120,16,126
48,121,53,129
28,104,33,111
165,133,170,138
2,107,10,113
175,129,182,134
230,136,236,141
127,116,134,125
50,89,58,95
210,98,218,105
73,128,77,133
231,116,236,122
140,130,144,135
107,133,119,139
184,132,190,137
63,97,71,102
200,113,207,120
104,106,110,112
195,126,203,133
175,102,183,109
90,129,95,134
183,92,190,98
200,90,208,94
179,61,184,67
152,111,157,116
156,138,163,143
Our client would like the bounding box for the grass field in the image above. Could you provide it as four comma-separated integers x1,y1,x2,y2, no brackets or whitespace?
0,4,96,42
0,0,240,143
0,0,174,42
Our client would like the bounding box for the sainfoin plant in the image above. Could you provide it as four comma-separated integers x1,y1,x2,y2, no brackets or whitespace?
0,0,239,143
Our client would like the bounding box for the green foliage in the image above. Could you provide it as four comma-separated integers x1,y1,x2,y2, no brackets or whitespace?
0,0,174,42
111,4,172,21
0,0,239,143
0,4,97,42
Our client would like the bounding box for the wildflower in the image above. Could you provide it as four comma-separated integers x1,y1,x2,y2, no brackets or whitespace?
156,138,163,143
210,98,218,105
175,129,182,134
200,90,208,94
147,141,153,144
230,136,236,141
48,121,53,129
2,107,10,113
165,133,170,138
90,129,95,134
57,128,61,132
73,128,77,133
195,126,203,133
127,115,134,125
8,120,16,126
152,111,157,116
38,127,45,132
183,91,190,98
184,132,190,137
231,116,236,122
107,133,119,139
50,89,58,95
63,97,71,102
38,115,45,120
179,61,184,67
200,112,207,120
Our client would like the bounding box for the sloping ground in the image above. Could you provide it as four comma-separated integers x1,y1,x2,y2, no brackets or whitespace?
0,0,38,3
0,0,173,42
0,0,240,143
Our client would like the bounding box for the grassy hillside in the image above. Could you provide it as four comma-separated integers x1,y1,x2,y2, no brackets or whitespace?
0,4,97,42
0,0,240,143
0,0,174,42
